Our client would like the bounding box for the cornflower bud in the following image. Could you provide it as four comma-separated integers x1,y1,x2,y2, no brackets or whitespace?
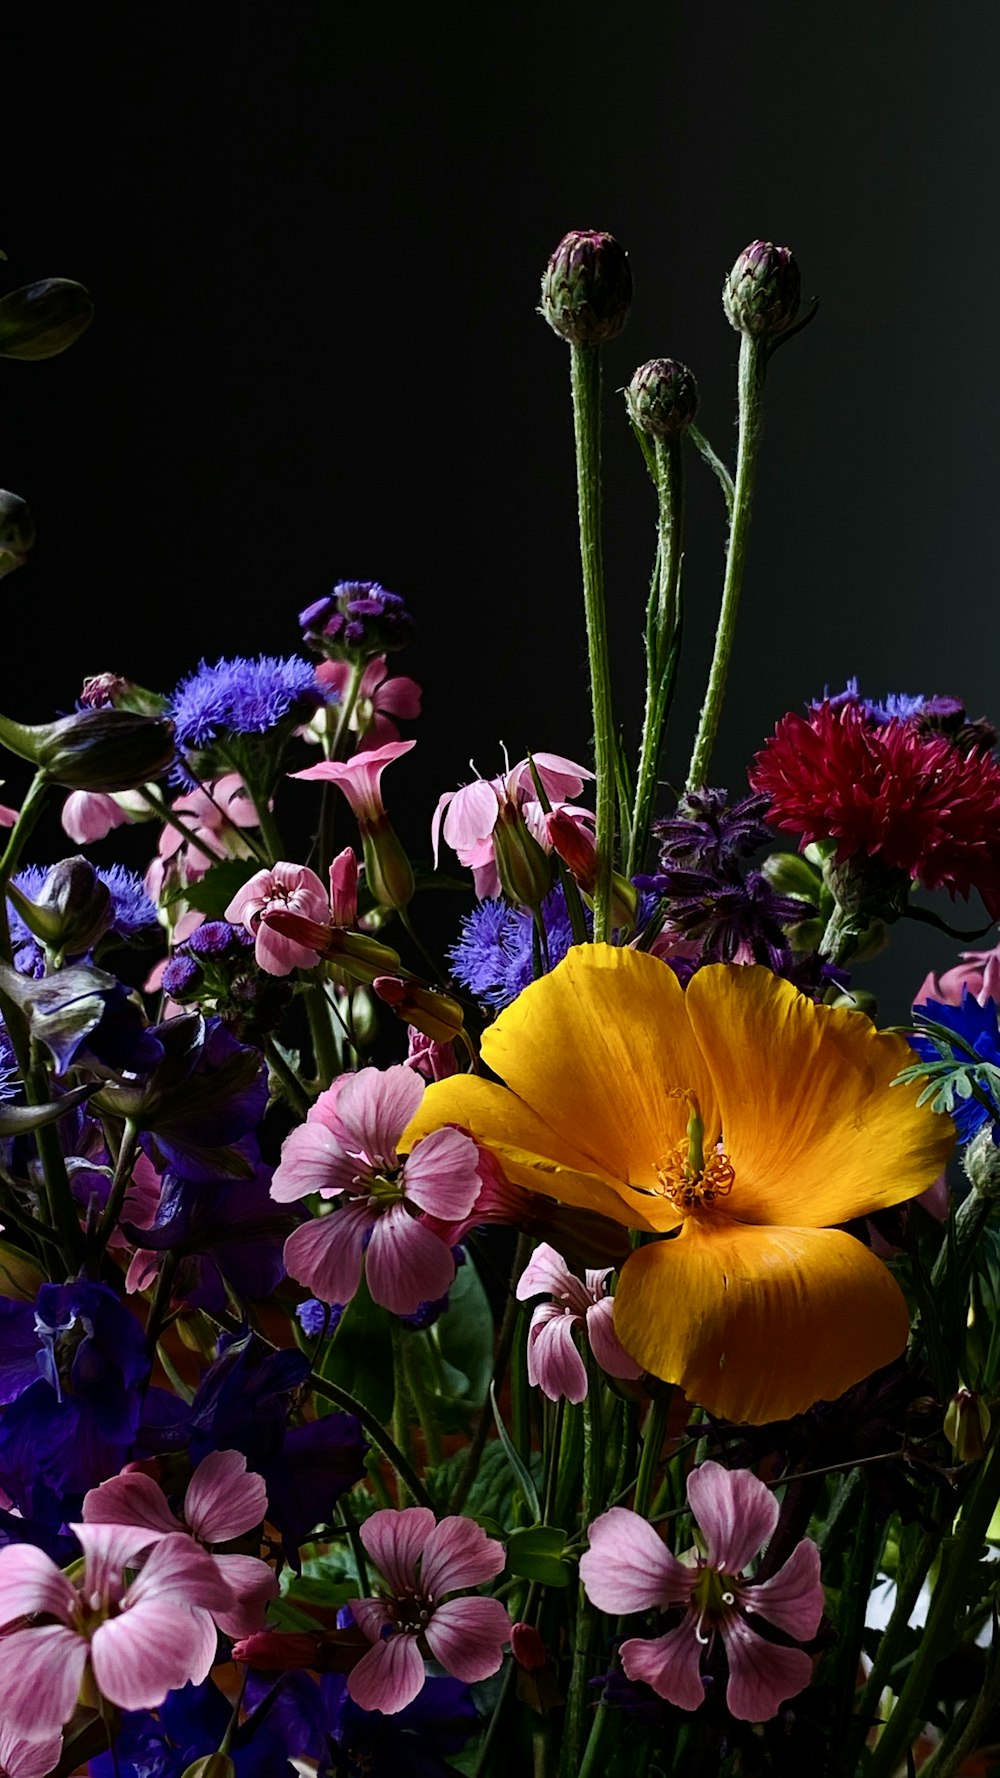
493,800,554,911
540,229,633,345
179,1758,237,1778
944,1387,991,1463
0,277,94,359
626,358,699,439
723,240,801,338
0,490,34,578
0,706,176,791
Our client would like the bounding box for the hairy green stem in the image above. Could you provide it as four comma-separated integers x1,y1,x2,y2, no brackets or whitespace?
628,435,684,878
569,341,616,941
686,334,767,791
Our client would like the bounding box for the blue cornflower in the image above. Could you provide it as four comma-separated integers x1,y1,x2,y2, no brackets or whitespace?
168,653,325,749
449,885,583,1010
907,990,1000,1143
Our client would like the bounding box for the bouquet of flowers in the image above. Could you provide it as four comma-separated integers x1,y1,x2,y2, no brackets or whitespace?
0,228,998,1778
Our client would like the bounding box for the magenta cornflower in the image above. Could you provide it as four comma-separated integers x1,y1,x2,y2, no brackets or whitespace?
750,698,1000,916
271,1064,483,1314
347,1506,512,1713
579,1461,823,1722
515,1242,642,1402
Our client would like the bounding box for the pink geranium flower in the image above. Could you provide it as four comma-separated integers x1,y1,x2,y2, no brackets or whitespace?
82,1448,277,1639
914,939,1000,1011
225,861,332,975
314,655,422,751
347,1506,512,1713
0,1522,235,1742
579,1461,824,1722
515,1242,643,1403
431,752,594,899
271,1064,482,1315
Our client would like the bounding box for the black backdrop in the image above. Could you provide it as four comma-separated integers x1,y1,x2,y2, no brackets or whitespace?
2,2,998,1021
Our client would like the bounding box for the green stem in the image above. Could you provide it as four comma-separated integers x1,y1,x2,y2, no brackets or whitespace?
558,1364,600,1778
309,1366,434,1510
401,1329,443,1467
686,334,767,791
95,1119,140,1249
450,1231,531,1515
569,341,616,942
264,1034,313,1116
865,1443,1000,1778
635,1392,671,1518
687,422,735,518
629,437,684,879
305,977,342,1089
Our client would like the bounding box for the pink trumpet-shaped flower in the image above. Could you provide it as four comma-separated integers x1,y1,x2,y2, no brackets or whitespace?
347,1507,512,1713
82,1448,277,1639
515,1242,643,1403
0,1522,235,1742
290,738,416,825
580,1462,823,1722
225,861,332,975
431,752,594,899
272,1065,482,1315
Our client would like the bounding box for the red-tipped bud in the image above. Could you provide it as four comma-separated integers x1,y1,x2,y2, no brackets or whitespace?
374,975,465,1043
511,1621,549,1672
329,846,359,926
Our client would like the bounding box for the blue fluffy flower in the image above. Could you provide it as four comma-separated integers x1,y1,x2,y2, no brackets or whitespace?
448,886,583,1009
168,654,325,749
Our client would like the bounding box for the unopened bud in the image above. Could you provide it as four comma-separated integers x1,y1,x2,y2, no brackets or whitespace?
0,278,94,359
626,358,699,439
723,241,801,339
493,804,554,911
546,809,636,931
0,490,34,579
540,230,633,346
361,821,415,911
180,1757,236,1778
944,1388,991,1463
329,846,359,926
7,856,112,956
0,707,176,791
511,1621,549,1672
374,975,464,1043
963,1124,1000,1201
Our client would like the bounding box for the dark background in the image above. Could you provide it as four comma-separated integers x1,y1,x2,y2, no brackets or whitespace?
1,3,997,1021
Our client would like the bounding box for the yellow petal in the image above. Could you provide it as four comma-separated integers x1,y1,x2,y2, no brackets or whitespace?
612,1216,912,1424
401,1073,676,1232
685,964,954,1226
480,944,720,1193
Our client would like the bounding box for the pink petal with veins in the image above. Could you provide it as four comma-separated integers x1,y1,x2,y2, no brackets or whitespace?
364,1205,456,1314
91,1601,219,1708
423,1596,511,1682
210,1553,279,1638
82,1472,181,1538
0,1625,88,1739
402,1127,482,1219
281,1201,375,1306
336,1065,424,1162
579,1508,695,1614
738,1538,824,1640
526,1306,588,1403
184,1449,267,1544
585,1296,643,1380
686,1463,779,1576
621,1616,706,1711
359,1507,435,1595
721,1613,815,1721
419,1517,506,1597
0,1543,77,1626
347,1630,426,1714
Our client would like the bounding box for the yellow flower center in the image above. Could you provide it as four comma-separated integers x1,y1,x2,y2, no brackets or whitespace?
656,1089,735,1211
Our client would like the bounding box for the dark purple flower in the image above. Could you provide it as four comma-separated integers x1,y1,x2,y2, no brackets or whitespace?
299,580,415,663
0,1280,150,1517
649,788,774,874
88,1674,299,1777
262,1414,369,1567
244,1666,479,1778
186,1331,311,1469
121,1165,303,1314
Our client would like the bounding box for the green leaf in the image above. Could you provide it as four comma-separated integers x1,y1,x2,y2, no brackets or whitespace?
183,858,261,918
313,1275,395,1426
506,1524,573,1587
489,1381,541,1522
401,1251,495,1433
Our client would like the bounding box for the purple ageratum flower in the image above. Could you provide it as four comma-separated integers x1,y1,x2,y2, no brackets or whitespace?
448,885,583,1010
0,1281,150,1518
515,1242,642,1403
579,1461,824,1722
168,654,327,751
299,580,415,662
272,1065,483,1316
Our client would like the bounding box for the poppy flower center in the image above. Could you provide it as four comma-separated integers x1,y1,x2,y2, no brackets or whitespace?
656,1091,735,1211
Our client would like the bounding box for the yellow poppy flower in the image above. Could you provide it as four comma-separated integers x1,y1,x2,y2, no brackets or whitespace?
401,945,954,1424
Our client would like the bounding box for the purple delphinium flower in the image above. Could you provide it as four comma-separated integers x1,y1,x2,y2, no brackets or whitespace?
242,1666,479,1778
87,1675,300,1777
0,1280,150,1519
122,1165,303,1314
296,1296,340,1338
168,654,326,751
